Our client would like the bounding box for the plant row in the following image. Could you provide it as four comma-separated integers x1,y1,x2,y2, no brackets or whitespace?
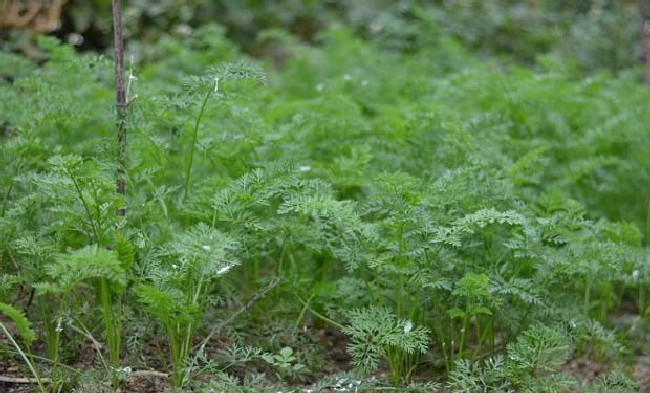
1,26,649,392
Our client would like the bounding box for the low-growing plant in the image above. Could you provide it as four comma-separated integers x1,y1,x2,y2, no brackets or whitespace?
135,223,240,387
180,61,267,203
342,305,430,384
34,244,129,389
262,346,308,381
447,272,495,363
448,324,576,393
0,302,46,393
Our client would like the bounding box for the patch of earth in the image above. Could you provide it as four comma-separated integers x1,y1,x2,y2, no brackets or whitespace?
634,356,650,391
3,330,650,392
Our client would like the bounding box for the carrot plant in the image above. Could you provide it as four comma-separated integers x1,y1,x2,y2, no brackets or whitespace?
0,19,649,392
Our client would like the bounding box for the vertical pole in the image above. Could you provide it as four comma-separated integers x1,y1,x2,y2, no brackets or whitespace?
112,0,127,216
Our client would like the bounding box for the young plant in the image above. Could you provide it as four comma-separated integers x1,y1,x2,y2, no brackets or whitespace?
24,153,130,389
135,223,239,387
505,323,575,392
180,61,266,203
0,302,46,393
342,305,430,385
262,346,307,381
447,355,511,393
34,245,129,390
447,272,495,363
448,324,576,393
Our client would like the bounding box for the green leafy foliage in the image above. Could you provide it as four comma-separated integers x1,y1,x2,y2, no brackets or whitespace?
135,223,240,386
0,301,35,345
35,245,125,294
342,306,429,383
1,11,649,392
45,1,643,74
262,346,307,381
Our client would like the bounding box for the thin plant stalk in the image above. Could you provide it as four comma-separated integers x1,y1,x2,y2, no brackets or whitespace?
183,80,218,202
99,279,122,389
1,323,47,393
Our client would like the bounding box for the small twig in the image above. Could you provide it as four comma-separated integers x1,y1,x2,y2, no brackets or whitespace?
5,247,19,271
112,0,128,217
0,376,52,384
65,318,107,370
131,369,168,378
194,276,281,352
294,294,345,329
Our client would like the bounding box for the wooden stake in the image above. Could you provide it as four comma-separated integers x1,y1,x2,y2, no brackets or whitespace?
112,0,127,216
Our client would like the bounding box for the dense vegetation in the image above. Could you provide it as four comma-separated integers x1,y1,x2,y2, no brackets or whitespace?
2,0,645,73
1,2,650,392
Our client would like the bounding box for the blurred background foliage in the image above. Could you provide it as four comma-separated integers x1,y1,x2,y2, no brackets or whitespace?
0,0,646,74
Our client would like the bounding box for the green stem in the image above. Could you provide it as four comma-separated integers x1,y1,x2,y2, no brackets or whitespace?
99,279,121,389
636,280,646,318
584,277,591,316
459,303,470,359
293,293,315,332
1,153,25,217
293,294,345,329
1,177,16,217
1,323,47,393
245,255,259,291
386,346,401,385
183,81,217,202
397,273,403,318
448,321,454,370
68,171,100,243
645,191,649,247
165,318,184,387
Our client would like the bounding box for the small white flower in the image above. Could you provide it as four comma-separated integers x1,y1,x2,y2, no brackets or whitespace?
404,321,412,334
370,20,383,33
113,366,132,376
202,245,211,252
174,24,193,36
67,33,84,46
172,264,179,270
343,73,352,81
299,165,311,172
633,270,640,280
217,265,233,275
